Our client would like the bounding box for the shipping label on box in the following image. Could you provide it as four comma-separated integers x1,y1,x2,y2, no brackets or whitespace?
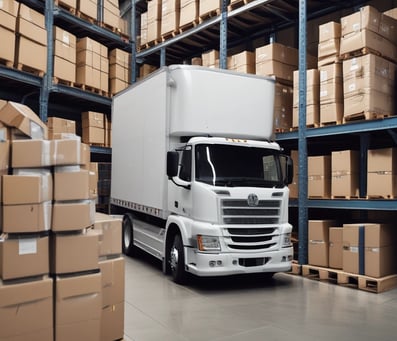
0,277,53,341
52,200,95,231
0,234,49,280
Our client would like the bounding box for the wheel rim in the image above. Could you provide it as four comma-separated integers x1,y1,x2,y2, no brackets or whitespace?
124,219,132,249
170,243,179,272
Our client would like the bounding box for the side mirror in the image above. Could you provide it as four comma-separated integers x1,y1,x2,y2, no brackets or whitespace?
280,155,293,185
167,151,179,178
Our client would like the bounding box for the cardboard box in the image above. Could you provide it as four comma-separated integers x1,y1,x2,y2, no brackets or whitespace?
54,56,76,83
17,35,47,72
319,21,341,42
274,83,292,131
55,272,101,341
99,257,124,306
2,201,52,233
0,234,49,280
292,104,320,127
47,117,76,134
180,0,198,27
82,126,105,145
101,302,124,341
51,229,99,274
109,48,130,69
0,101,48,139
320,102,343,124
110,63,129,81
147,20,161,42
256,60,296,82
318,39,340,59
17,4,46,46
329,227,343,269
54,168,90,201
52,200,95,231
53,138,82,165
320,80,343,104
343,54,395,81
78,0,98,19
3,172,53,204
0,277,53,341
308,155,331,198
308,220,336,267
161,11,180,36
110,78,129,94
0,26,15,63
289,150,298,198
256,43,298,67
11,139,53,168
319,63,342,83
0,0,18,31
199,0,219,16
56,0,77,8
94,213,122,256
80,142,91,167
343,224,365,274
367,148,397,198
54,27,77,63
82,111,105,129
331,150,359,198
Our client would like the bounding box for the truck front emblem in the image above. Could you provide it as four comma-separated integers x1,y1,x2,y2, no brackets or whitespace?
247,194,259,207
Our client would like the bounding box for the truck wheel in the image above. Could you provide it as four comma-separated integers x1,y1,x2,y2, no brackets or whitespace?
122,213,136,256
169,234,187,284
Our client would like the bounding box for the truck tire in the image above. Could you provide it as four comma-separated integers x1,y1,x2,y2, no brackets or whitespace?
170,234,187,284
122,213,136,256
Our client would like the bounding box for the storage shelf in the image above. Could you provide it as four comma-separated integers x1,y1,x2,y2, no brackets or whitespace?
0,66,42,87
51,84,112,106
90,146,112,155
289,198,397,211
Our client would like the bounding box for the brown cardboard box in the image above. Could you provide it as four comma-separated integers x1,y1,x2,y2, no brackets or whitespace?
289,150,298,198
0,26,16,63
3,201,52,233
257,60,296,82
110,63,129,81
329,227,343,269
110,78,129,94
99,257,124,306
54,56,76,83
308,155,331,198
52,200,95,231
161,11,180,36
103,0,120,28
80,142,91,167
82,111,105,128
56,0,77,8
0,277,53,341
54,27,77,63
3,172,53,204
340,29,397,64
147,0,161,41
228,51,255,74
51,229,99,274
319,63,342,83
367,148,397,198
293,69,320,107
53,138,81,165
17,4,46,46
11,139,53,168
55,272,101,341
256,43,298,67
384,7,397,19
54,168,90,201
318,39,340,59
89,169,98,199
180,0,198,27
101,302,124,341
331,150,359,198
320,102,343,124
199,0,219,16
202,50,219,67
320,80,343,104
140,12,148,45
292,104,320,127
83,126,105,145
16,38,47,74
342,224,363,274
0,0,18,31
319,21,341,42
0,234,49,280
47,117,76,134
94,213,122,256
77,0,97,19
109,48,130,68
0,101,48,139
274,83,292,131
308,220,336,267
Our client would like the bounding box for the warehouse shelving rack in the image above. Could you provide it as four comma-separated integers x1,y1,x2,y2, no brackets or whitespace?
131,0,397,265
0,0,136,157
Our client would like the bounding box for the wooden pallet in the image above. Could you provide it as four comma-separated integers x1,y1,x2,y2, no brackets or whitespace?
275,127,290,133
54,0,76,14
344,111,392,123
16,64,45,77
290,123,320,131
53,77,75,87
199,9,221,23
161,30,179,42
288,262,302,275
228,0,253,11
179,20,199,33
366,194,396,200
321,119,343,127
331,195,360,199
302,265,397,293
0,58,13,68
100,21,121,34
139,39,161,51
75,83,109,97
76,11,97,25
340,47,382,61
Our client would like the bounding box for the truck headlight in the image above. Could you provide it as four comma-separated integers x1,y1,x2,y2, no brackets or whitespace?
197,235,221,252
282,233,292,247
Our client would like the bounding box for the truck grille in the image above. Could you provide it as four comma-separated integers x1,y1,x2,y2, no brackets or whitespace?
221,199,281,251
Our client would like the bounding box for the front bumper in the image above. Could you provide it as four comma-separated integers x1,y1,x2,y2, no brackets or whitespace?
185,246,293,277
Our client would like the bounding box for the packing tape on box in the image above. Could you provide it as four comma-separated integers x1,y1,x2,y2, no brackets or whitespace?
90,200,96,225
54,165,81,173
43,201,52,231
30,121,45,140
309,240,325,244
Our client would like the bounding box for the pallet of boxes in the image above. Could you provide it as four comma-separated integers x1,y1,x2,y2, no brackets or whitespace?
0,101,124,341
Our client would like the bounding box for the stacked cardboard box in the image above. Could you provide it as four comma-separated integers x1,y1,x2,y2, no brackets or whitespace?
289,150,298,198
274,83,293,132
318,21,341,67
147,0,162,42
82,111,106,145
343,54,396,119
308,220,337,267
308,155,331,198
57,0,77,10
329,227,343,269
367,148,397,198
293,69,320,127
191,57,202,65
343,223,397,277
140,11,148,46
227,51,255,74
94,213,124,341
202,49,219,68
54,27,77,84
161,0,180,36
0,0,18,65
340,6,397,63
331,150,359,198
77,37,109,93
319,63,343,124
180,0,198,28
77,0,98,20
15,4,47,73
109,48,131,95
139,63,157,80
47,116,77,140
103,0,120,30
199,0,219,18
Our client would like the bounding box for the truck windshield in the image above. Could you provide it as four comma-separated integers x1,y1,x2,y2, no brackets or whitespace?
195,144,283,188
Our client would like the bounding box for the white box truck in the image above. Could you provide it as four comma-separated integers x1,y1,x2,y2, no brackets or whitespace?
111,65,293,283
